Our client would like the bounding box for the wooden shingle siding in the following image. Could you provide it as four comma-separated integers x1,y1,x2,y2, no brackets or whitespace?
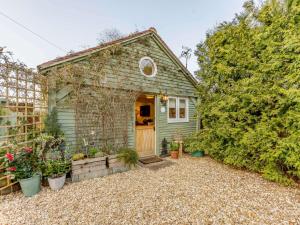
47,34,198,153
155,97,197,154
91,38,196,97
56,107,76,150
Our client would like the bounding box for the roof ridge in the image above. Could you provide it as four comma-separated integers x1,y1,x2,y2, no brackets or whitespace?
38,28,155,69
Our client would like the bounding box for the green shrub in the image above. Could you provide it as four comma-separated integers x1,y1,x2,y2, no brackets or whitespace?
88,147,98,158
72,153,85,161
193,0,300,185
44,108,63,137
117,148,138,168
43,160,70,178
169,142,179,152
184,136,203,153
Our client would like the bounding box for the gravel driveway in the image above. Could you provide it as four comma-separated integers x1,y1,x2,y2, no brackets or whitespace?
1,156,299,225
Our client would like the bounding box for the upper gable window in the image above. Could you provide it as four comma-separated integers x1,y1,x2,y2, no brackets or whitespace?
139,57,157,77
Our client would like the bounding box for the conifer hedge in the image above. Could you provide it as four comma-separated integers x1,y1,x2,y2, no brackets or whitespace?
194,0,300,185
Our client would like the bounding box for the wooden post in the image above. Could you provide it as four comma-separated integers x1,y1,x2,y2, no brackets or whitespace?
179,141,183,158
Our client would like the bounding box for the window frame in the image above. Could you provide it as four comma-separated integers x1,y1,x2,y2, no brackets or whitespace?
167,97,189,123
139,56,157,77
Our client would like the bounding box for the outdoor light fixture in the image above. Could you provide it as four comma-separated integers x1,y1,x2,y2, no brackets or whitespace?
160,91,168,105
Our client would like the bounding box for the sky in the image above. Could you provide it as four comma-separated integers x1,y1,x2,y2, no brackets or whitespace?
0,0,245,74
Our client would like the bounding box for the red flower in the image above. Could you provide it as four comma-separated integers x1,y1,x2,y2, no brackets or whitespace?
23,147,32,153
7,167,16,171
5,153,14,161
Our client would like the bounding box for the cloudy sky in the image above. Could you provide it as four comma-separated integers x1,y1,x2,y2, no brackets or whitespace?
0,0,245,73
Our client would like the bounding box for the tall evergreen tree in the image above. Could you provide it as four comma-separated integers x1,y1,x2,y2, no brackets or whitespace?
194,0,300,185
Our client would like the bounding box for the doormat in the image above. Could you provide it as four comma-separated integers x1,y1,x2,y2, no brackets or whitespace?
139,156,163,164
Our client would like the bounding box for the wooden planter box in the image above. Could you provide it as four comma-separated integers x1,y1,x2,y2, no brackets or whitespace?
108,155,128,174
71,155,127,182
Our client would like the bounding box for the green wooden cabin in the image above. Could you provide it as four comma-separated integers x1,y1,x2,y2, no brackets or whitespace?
38,28,198,157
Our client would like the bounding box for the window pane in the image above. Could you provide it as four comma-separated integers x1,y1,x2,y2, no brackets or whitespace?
140,58,155,76
169,98,176,119
179,99,186,118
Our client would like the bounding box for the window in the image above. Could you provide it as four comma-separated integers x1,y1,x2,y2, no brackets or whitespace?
139,57,157,77
179,99,186,118
168,98,176,119
167,97,189,123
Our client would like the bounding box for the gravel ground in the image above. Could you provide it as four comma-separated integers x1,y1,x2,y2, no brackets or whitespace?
1,156,299,225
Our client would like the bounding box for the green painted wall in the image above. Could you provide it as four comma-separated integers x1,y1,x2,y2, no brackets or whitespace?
47,33,198,153
155,96,197,155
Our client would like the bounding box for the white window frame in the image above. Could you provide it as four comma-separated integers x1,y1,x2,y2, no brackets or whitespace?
167,97,189,123
139,56,157,77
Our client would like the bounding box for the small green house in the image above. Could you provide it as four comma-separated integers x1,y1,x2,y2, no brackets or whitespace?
38,28,198,157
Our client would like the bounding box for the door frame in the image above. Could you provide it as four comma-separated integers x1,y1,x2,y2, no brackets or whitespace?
134,93,157,157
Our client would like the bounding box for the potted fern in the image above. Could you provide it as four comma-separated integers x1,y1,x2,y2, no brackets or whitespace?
170,141,179,159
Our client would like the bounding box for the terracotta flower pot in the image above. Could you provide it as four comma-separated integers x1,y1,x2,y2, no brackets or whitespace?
170,150,179,159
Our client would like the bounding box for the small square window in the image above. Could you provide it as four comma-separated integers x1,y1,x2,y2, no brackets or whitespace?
167,97,189,123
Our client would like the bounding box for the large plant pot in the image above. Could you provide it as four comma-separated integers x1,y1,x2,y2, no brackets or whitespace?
170,151,179,159
191,150,205,157
19,174,41,197
48,174,66,191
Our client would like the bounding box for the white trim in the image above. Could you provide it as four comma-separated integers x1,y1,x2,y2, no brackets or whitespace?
139,56,157,77
154,95,157,155
134,94,157,157
167,97,189,123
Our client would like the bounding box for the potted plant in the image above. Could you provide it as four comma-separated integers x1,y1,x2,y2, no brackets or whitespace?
4,146,41,197
44,160,70,191
116,148,138,168
184,136,205,157
169,142,179,159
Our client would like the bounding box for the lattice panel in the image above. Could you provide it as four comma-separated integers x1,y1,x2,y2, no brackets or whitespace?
0,53,47,194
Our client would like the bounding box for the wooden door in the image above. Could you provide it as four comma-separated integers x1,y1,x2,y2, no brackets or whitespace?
135,125,155,157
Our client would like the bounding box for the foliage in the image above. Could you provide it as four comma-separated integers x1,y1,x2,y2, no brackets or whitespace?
180,46,192,69
88,147,99,158
43,160,70,178
3,146,40,180
46,43,142,153
44,107,63,137
0,105,7,124
116,148,138,168
94,151,105,158
35,133,65,161
87,147,105,158
194,0,300,185
97,28,124,45
184,135,203,153
0,47,47,147
169,142,179,152
72,153,85,161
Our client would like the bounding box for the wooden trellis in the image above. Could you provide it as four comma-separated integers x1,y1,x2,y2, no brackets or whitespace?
0,50,47,194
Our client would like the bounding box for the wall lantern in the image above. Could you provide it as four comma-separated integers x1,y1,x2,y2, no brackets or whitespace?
160,92,168,105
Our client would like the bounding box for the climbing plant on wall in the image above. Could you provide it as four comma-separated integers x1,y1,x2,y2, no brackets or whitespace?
46,44,143,154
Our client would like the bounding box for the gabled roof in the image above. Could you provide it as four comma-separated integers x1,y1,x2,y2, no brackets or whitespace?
38,27,198,86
